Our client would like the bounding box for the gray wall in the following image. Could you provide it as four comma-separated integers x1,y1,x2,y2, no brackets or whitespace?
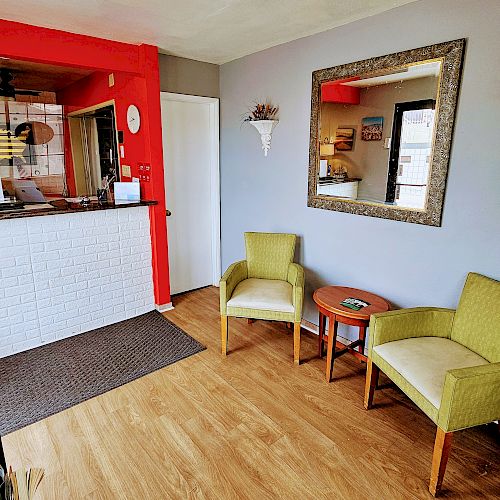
219,0,500,337
159,54,219,97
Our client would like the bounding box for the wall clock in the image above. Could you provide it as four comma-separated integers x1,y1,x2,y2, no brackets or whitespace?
127,104,140,134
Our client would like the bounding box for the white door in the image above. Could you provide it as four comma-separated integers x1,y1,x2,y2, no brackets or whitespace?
160,93,220,295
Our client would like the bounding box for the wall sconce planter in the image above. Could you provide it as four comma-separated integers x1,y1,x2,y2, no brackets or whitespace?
249,119,278,156
244,101,279,157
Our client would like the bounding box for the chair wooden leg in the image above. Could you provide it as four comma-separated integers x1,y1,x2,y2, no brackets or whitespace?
293,322,301,365
247,318,255,324
358,325,367,361
429,428,453,497
364,359,379,409
221,315,228,356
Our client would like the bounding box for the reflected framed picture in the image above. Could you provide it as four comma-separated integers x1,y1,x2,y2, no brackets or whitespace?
335,128,355,151
361,116,383,141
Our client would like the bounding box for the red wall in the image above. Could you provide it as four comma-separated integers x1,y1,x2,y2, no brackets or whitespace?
59,72,149,185
0,19,171,306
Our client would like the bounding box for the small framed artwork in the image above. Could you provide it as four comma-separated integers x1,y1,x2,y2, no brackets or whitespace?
335,128,355,151
361,117,384,141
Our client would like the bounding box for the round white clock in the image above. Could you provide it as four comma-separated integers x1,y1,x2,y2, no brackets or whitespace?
127,104,140,134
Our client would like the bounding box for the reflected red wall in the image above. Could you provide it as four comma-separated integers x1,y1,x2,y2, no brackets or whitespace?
322,78,360,104
0,19,171,307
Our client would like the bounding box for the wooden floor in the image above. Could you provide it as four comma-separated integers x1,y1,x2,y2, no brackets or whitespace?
3,286,499,499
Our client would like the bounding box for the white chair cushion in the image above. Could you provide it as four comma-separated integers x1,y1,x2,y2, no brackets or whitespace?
373,337,488,409
227,278,294,313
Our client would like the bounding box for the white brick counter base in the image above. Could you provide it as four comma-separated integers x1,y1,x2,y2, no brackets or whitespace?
0,206,155,358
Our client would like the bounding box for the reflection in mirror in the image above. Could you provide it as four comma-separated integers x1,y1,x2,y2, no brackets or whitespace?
308,39,465,226
317,60,441,209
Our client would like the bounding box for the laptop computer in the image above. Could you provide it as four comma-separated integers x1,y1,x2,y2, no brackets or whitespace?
12,180,46,204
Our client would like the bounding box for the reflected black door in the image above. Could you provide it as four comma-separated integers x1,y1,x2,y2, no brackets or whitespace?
386,99,435,207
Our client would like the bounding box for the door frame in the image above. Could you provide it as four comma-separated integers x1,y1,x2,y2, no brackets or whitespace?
67,100,121,196
160,92,221,288
385,98,436,203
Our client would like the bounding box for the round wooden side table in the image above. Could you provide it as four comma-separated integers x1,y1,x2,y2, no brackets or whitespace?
313,286,390,382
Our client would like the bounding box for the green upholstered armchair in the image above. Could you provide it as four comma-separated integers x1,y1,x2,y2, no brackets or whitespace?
220,232,305,364
364,273,500,496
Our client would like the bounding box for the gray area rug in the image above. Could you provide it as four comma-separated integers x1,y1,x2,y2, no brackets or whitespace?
0,311,205,436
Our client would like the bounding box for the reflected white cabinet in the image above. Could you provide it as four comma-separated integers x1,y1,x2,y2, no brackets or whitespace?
317,181,358,199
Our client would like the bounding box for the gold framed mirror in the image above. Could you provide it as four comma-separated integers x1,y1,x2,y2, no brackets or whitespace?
307,39,465,226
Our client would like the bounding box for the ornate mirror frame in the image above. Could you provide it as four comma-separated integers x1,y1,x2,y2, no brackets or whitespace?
307,39,465,226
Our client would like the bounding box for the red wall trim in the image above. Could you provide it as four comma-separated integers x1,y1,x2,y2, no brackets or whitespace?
0,19,141,73
138,45,171,306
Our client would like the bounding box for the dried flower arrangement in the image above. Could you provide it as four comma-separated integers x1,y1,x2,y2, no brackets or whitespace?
2,465,44,500
244,101,279,122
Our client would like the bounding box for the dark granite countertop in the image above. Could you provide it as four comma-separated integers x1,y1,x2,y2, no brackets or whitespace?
0,198,157,220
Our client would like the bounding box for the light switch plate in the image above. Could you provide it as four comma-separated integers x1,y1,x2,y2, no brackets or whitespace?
121,164,131,177
108,73,115,87
384,137,391,149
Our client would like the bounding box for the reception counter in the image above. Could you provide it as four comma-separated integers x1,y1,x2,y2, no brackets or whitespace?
0,201,158,358
0,198,157,220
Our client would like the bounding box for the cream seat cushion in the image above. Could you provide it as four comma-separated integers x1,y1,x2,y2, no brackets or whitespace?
373,337,488,409
227,278,294,313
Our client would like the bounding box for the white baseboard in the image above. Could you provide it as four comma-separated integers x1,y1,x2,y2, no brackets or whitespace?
156,302,174,313
301,317,362,351
300,318,319,335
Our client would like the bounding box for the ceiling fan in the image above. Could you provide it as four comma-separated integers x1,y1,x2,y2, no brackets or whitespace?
0,69,41,101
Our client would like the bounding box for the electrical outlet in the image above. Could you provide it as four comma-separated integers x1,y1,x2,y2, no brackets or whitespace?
121,164,131,177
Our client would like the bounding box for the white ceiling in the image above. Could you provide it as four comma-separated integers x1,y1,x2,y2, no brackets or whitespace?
0,0,418,64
